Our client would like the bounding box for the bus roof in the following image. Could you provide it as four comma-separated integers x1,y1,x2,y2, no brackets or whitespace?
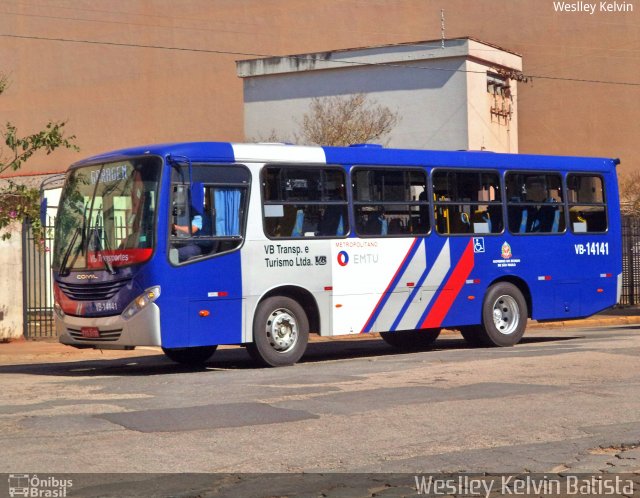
71,141,619,173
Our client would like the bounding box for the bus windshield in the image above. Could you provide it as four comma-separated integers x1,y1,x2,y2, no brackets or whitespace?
52,157,162,273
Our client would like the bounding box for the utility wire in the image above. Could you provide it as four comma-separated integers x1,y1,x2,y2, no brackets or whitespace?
1,32,639,87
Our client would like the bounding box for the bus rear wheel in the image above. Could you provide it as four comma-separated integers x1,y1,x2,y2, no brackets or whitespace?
477,282,527,347
380,328,441,350
162,345,217,365
247,296,309,367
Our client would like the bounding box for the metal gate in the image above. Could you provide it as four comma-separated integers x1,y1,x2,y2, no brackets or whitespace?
22,220,56,338
621,216,640,306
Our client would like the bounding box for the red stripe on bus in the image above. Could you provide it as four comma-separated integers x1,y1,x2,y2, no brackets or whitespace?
420,239,475,329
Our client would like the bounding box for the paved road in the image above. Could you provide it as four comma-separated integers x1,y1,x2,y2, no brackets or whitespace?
0,326,639,494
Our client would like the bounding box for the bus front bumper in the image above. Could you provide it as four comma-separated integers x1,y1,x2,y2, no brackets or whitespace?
57,303,162,349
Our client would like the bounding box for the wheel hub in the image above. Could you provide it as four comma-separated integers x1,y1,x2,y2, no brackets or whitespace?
492,295,520,335
267,309,298,352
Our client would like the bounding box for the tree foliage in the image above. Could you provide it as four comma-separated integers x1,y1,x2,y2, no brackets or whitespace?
254,93,400,146
0,73,78,246
618,171,640,217
297,93,399,146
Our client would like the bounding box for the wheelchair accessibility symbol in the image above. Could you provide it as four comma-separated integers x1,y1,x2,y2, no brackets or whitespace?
473,237,485,253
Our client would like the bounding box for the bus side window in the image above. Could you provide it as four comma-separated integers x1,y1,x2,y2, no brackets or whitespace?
317,205,346,236
567,174,607,233
506,172,565,234
262,166,349,238
352,167,428,237
432,170,502,235
169,165,249,265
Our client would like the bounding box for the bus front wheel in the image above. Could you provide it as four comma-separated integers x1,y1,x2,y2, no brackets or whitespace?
247,296,309,367
380,329,441,349
478,282,527,347
162,345,217,365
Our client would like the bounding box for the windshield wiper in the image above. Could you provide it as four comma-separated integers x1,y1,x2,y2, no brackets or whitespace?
58,227,81,277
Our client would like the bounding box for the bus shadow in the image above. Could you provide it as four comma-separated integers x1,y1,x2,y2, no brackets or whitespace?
0,334,579,378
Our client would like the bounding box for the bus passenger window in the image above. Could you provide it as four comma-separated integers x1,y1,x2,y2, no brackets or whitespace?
506,172,565,234
352,168,428,237
567,174,607,233
262,166,348,238
432,170,502,235
169,164,249,265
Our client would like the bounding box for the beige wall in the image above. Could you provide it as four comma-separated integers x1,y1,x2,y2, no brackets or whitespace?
1,0,638,177
465,59,518,153
0,225,23,340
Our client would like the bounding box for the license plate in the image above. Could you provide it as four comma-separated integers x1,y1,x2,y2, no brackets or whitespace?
81,327,100,338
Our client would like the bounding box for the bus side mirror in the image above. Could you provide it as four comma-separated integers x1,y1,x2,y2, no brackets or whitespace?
39,197,48,226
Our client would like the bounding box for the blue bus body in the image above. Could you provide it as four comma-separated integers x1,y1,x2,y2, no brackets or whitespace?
52,142,622,365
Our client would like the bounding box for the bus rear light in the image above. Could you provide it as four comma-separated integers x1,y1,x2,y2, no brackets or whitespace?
537,276,552,281
122,286,161,320
600,273,612,278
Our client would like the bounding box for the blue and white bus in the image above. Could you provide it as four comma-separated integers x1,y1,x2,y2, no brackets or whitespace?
52,142,622,366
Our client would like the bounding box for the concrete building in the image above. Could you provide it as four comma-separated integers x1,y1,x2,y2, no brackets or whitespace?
237,38,522,152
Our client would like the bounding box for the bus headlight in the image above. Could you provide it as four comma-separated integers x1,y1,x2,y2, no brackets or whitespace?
122,286,161,320
53,302,65,319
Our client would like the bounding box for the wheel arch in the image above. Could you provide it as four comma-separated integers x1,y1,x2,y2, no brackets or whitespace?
257,285,320,335
487,276,532,318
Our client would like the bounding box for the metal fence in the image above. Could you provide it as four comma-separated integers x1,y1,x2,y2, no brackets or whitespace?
621,215,640,306
22,220,56,339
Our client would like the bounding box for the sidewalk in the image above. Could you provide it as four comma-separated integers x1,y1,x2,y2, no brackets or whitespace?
1,307,638,364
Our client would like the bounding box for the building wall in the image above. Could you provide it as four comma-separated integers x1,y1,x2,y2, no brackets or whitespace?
0,0,637,178
0,226,23,340
243,56,473,150
241,38,521,152
465,59,518,153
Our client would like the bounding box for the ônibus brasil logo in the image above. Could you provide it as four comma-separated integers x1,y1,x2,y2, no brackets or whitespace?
8,474,73,497
337,251,349,267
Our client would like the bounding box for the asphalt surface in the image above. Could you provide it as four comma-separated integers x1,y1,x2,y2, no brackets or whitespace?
0,316,639,497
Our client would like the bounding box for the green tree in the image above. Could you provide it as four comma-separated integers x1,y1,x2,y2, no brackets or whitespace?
0,73,78,246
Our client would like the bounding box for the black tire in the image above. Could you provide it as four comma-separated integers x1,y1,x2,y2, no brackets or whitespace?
162,345,217,365
247,296,309,367
459,326,486,347
380,329,441,350
478,282,528,347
